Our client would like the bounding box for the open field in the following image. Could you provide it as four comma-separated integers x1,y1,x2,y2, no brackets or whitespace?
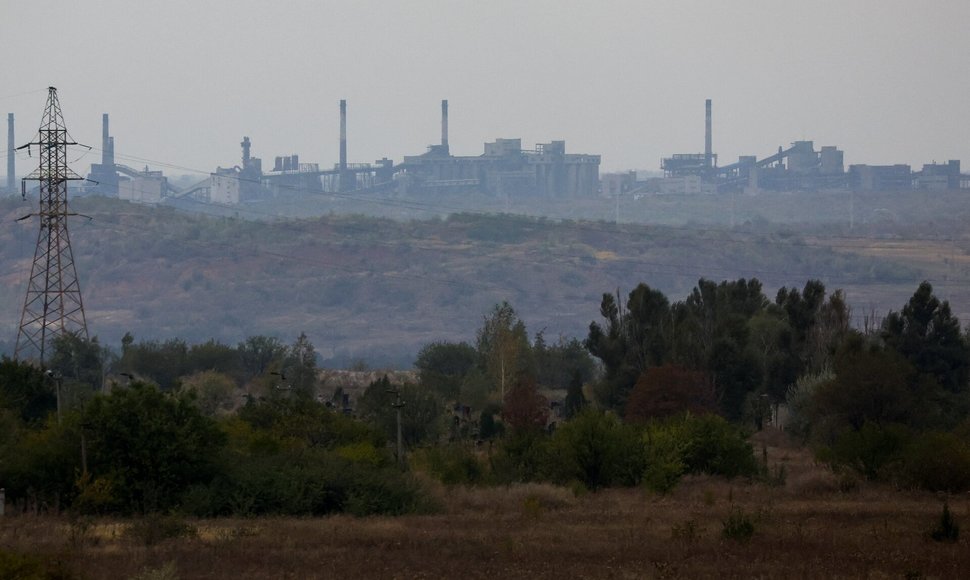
2,435,967,579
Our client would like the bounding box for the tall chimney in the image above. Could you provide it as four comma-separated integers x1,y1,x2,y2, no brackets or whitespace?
102,113,110,166
241,136,251,167
704,99,712,169
339,99,347,171
6,113,13,192
441,99,449,153
107,136,115,167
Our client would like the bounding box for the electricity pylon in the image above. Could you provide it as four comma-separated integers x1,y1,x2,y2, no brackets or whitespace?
15,87,88,364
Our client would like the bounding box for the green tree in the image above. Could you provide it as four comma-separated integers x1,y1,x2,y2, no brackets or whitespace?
282,332,318,399
547,409,644,489
82,383,226,513
48,332,105,391
415,341,477,401
116,337,189,390
179,370,238,416
882,281,969,394
585,284,670,411
237,335,286,380
356,376,444,446
533,333,596,390
186,339,243,382
477,302,532,398
563,370,588,419
0,357,53,424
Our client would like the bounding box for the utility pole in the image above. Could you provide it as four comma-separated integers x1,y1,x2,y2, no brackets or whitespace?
387,388,406,468
15,87,89,365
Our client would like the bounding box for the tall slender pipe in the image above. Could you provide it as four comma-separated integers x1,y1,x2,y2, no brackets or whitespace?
102,113,110,166
705,99,712,169
6,113,13,192
339,99,347,171
441,99,449,153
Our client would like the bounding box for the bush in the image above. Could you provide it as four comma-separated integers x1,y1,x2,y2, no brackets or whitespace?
899,431,970,492
721,507,755,542
545,409,645,489
417,445,486,486
817,422,913,481
677,414,759,478
930,501,960,543
180,447,432,517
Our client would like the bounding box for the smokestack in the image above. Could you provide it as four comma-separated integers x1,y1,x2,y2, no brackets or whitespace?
705,99,712,169
241,136,251,167
108,137,115,167
102,113,110,166
339,99,347,171
441,99,449,153
6,113,13,193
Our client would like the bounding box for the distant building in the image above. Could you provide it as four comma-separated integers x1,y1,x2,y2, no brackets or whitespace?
118,170,167,204
848,164,913,191
400,138,600,197
915,160,961,191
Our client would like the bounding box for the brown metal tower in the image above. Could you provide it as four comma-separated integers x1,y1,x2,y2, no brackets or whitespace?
15,87,88,364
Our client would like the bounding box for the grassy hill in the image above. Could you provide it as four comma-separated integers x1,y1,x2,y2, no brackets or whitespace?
0,194,947,366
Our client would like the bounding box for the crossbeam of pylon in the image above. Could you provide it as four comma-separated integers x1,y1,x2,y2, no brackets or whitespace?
15,87,88,365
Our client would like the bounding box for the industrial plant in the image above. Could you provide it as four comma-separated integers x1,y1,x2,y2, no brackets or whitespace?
3,98,969,203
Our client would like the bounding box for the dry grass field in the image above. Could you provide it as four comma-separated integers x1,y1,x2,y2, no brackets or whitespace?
1,433,968,579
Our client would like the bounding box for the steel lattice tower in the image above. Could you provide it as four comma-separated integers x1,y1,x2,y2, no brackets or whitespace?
15,87,88,364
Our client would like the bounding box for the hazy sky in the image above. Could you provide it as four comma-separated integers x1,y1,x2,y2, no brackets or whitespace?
3,0,968,177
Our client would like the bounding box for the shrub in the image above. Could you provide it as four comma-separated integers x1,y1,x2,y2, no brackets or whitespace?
818,422,913,481
419,445,486,486
930,501,960,543
678,414,759,478
545,409,645,489
899,431,970,492
722,507,755,542
126,515,196,547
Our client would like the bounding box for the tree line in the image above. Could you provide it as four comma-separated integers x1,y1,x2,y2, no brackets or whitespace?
2,277,970,516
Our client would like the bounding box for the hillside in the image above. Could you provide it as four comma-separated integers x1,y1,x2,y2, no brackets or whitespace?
0,195,942,366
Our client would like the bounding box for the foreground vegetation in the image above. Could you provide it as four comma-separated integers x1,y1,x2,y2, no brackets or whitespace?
2,439,968,579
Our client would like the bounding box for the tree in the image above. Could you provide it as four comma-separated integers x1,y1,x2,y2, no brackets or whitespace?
563,370,588,419
477,302,532,397
356,376,444,446
48,332,105,391
501,378,549,433
237,335,286,380
882,281,969,394
179,370,238,416
585,284,670,411
82,383,226,512
625,364,715,423
282,332,318,399
533,333,596,390
116,337,189,390
186,339,243,382
415,341,477,401
0,357,54,424
547,409,644,489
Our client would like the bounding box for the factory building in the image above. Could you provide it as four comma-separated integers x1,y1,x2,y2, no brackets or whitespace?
658,99,967,194
399,101,600,197
119,169,167,204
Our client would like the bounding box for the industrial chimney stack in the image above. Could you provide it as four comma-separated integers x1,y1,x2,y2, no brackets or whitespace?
441,99,449,154
102,113,111,166
339,99,347,171
705,99,712,170
6,113,13,192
